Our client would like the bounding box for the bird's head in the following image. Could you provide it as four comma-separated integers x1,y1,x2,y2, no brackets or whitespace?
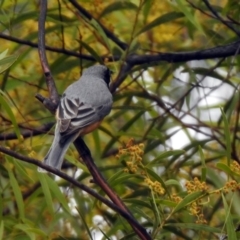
83,65,112,86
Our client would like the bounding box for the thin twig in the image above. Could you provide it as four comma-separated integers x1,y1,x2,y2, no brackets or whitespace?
0,122,54,141
68,0,128,50
202,0,240,37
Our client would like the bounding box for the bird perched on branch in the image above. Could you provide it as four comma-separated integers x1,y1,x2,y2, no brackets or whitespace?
39,65,112,171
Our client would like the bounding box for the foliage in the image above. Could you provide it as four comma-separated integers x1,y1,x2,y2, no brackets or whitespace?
1,0,240,239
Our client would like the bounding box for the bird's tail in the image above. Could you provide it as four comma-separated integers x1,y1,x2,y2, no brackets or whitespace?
38,123,79,172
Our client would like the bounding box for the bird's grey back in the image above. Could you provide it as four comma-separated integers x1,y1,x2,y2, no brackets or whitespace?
63,65,112,117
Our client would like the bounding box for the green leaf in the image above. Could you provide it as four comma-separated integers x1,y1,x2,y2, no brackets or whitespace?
6,157,25,220
76,40,103,64
0,54,18,74
165,179,182,188
87,17,111,52
172,191,205,214
198,146,207,182
99,2,137,18
216,163,237,176
65,154,89,173
123,198,152,209
142,0,154,23
0,49,8,59
137,11,184,35
75,208,93,240
120,111,145,132
146,150,185,167
44,175,71,214
0,221,3,240
0,90,21,141
175,0,204,33
183,67,229,83
155,199,177,208
132,206,154,223
102,111,145,155
222,193,237,240
37,172,54,215
150,189,161,227
110,174,139,187
221,109,231,165
165,222,221,233
14,224,40,240
13,159,34,183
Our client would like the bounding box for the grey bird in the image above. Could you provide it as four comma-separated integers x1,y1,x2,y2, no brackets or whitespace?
39,65,112,171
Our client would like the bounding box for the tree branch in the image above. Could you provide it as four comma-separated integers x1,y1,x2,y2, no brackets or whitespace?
2,32,240,71
0,122,54,141
110,63,132,93
0,145,146,232
37,0,60,111
202,0,240,37
73,137,151,240
0,33,96,61
68,0,128,50
127,40,240,66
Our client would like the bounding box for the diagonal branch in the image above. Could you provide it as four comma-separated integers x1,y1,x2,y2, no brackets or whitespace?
74,138,151,240
68,0,128,50
0,145,145,231
202,0,240,37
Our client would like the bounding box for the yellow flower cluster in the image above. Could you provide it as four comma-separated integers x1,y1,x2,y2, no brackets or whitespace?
117,138,165,195
171,193,182,203
223,180,240,193
185,177,209,224
189,202,207,224
144,178,165,195
185,177,208,194
230,161,240,175
116,138,144,174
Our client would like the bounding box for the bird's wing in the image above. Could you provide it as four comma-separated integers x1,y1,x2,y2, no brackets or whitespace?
57,96,105,136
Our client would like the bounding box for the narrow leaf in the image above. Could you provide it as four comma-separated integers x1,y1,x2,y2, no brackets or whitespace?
0,221,3,240
6,158,25,219
123,198,152,209
75,208,93,240
147,150,185,167
175,0,204,33
76,40,103,63
172,191,205,214
0,91,21,141
0,49,8,60
137,12,184,35
0,54,18,73
165,222,221,233
222,193,237,240
198,146,207,182
37,172,54,215
221,109,231,165
45,175,71,214
99,2,137,18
